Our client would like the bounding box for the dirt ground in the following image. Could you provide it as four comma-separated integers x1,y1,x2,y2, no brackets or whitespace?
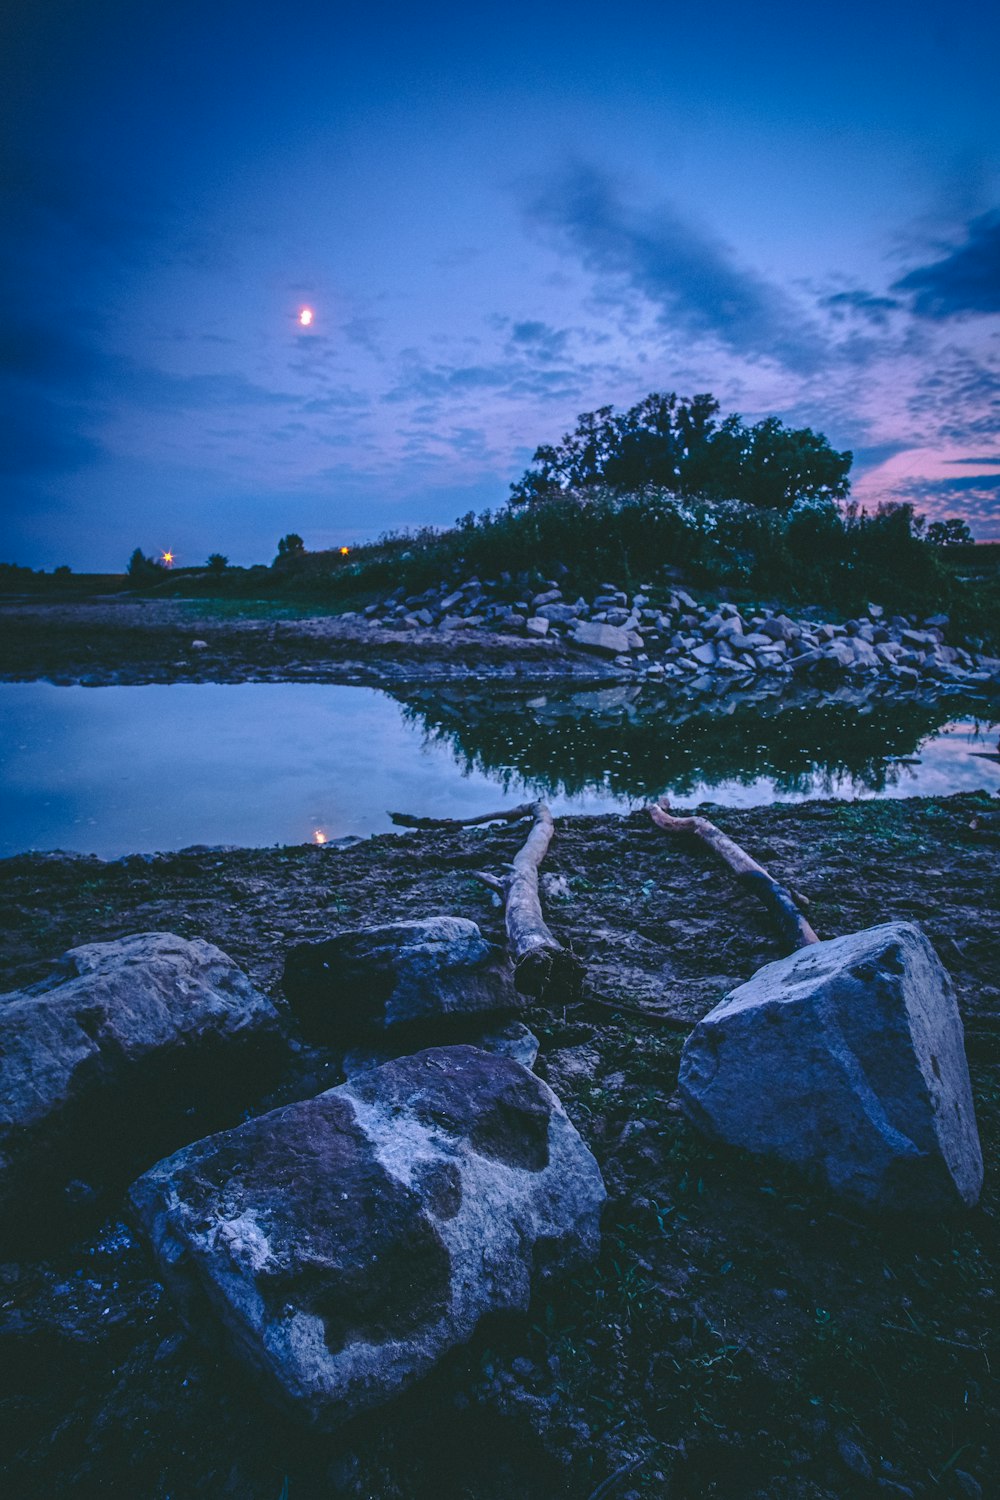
1,796,998,1499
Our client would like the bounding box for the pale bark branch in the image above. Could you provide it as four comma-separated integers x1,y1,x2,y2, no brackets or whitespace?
388,804,536,830
645,798,819,953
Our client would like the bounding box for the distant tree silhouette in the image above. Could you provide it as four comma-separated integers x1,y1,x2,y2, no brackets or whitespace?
510,392,852,512
207,552,229,575
276,533,305,558
126,547,163,579
926,517,974,546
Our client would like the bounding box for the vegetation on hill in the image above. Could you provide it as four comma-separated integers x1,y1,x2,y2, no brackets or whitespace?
1,393,996,643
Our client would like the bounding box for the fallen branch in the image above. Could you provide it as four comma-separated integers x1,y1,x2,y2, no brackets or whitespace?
388,804,536,830
474,801,584,1002
645,799,819,953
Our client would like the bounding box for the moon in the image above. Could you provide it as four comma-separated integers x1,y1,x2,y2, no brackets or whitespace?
298,307,314,328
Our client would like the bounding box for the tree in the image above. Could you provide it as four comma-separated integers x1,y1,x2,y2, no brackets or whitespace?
276,533,305,558
509,392,852,512
126,548,163,580
926,517,974,546
207,553,229,575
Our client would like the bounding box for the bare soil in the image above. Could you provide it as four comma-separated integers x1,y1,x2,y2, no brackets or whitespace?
1,796,998,1499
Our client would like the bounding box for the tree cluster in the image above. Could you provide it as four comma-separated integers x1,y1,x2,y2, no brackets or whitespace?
510,392,853,513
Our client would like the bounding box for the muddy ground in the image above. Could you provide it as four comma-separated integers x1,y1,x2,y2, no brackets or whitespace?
1,796,998,1499
0,598,620,686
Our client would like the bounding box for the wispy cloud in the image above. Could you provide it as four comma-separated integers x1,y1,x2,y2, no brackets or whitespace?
520,162,825,374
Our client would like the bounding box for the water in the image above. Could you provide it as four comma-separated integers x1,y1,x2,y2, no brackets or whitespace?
1,680,997,858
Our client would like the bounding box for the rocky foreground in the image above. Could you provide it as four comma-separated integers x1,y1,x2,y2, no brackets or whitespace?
1,798,997,1498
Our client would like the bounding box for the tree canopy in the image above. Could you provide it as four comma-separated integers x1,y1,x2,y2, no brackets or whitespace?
510,392,852,513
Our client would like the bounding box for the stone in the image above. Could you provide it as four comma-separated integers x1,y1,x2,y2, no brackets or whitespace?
283,916,516,1041
535,602,580,623
690,641,717,667
570,620,630,655
531,588,562,608
342,1022,540,1079
130,1046,605,1427
524,616,550,638
678,922,983,1211
0,933,283,1231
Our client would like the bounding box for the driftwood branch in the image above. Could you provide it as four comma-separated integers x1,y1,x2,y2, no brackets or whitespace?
388,804,536,830
645,799,819,953
502,802,583,1001
388,800,583,1002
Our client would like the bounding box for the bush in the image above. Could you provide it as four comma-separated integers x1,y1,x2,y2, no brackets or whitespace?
126,548,163,581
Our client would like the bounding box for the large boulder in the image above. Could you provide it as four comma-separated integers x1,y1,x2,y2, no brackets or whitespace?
283,916,516,1042
130,1046,605,1427
678,922,983,1211
0,933,283,1234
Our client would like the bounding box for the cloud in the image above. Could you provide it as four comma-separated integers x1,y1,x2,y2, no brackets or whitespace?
507,320,570,360
520,163,825,373
821,289,902,325
892,210,1000,318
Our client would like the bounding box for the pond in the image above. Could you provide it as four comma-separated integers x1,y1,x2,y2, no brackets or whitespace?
1,680,997,858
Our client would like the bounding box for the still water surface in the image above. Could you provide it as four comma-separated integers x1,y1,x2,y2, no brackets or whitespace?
1,681,997,858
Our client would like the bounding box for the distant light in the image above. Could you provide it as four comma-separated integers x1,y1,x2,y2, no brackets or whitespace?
298,307,314,328
313,829,328,845
161,550,174,567
339,546,350,556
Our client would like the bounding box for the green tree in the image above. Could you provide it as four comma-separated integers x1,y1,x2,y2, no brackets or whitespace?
509,392,852,512
276,533,305,558
206,552,229,575
126,547,163,579
926,517,974,546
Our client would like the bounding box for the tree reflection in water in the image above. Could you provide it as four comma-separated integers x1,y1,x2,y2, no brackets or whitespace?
395,682,999,805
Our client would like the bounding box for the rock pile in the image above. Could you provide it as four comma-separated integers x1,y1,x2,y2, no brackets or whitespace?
342,577,1000,691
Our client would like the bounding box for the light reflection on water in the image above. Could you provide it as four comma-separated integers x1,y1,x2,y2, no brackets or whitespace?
0,680,997,858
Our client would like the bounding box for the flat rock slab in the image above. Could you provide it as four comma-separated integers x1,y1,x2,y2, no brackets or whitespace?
570,621,630,655
0,933,283,1233
678,922,983,1211
130,1046,605,1427
283,916,516,1041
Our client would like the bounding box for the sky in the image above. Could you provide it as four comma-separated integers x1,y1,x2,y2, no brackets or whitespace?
2,0,999,571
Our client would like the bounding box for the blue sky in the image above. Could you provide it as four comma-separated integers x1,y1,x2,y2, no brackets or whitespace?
2,0,999,569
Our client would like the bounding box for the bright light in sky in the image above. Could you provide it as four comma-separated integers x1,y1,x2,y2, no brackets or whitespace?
298,307,314,327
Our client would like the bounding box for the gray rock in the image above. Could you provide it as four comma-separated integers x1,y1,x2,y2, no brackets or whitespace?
524,616,550,638
130,1046,605,1427
690,641,717,667
535,602,580,623
283,916,516,1040
678,922,982,1211
0,933,283,1228
342,1022,540,1079
571,620,630,655
531,588,562,608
